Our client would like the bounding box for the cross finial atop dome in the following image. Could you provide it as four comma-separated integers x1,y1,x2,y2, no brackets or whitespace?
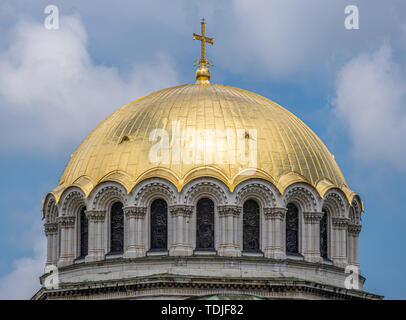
193,18,214,84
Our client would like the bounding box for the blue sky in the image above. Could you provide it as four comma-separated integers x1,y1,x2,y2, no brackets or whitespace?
0,0,405,299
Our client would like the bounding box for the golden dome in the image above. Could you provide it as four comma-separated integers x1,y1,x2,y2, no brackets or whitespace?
51,83,357,204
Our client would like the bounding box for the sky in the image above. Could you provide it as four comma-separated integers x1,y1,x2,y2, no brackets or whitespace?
0,0,405,299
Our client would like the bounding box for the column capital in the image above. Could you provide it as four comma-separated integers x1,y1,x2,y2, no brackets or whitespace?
264,207,287,220
123,206,147,218
44,222,58,235
218,205,241,217
332,217,349,229
56,216,75,228
169,205,193,217
303,211,324,223
85,210,106,222
348,223,362,235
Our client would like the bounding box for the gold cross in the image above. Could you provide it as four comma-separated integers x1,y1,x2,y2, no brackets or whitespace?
193,19,213,68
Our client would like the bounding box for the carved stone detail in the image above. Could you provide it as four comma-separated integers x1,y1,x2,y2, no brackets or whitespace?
57,216,76,228
303,211,324,223
183,181,228,205
348,223,362,235
264,207,287,220
123,206,147,219
169,205,193,217
91,185,126,210
236,183,276,207
284,186,318,212
134,182,176,206
61,190,85,216
332,217,349,229
217,205,241,216
44,222,58,235
85,210,106,222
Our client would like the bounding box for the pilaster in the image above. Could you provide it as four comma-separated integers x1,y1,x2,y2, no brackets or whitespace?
302,211,324,263
168,205,193,256
264,207,286,259
44,222,58,266
217,205,242,257
56,216,76,267
331,217,349,267
123,207,147,258
85,210,106,263
347,223,362,267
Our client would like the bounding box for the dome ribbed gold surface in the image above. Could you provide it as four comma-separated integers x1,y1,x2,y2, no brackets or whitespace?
52,83,355,203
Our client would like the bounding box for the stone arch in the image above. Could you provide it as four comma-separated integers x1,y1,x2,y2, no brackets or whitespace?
234,179,278,208
59,187,86,217
43,194,58,223
282,183,320,212
88,181,128,211
131,178,178,207
349,197,362,225
182,178,229,206
322,188,348,218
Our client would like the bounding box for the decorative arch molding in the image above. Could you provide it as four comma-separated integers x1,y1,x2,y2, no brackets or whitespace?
283,183,320,212
182,178,229,206
88,182,128,211
322,189,348,218
131,178,178,207
43,194,58,223
349,197,362,225
234,179,279,208
59,187,86,217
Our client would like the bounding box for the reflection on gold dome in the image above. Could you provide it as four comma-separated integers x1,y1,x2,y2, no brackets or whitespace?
51,83,356,205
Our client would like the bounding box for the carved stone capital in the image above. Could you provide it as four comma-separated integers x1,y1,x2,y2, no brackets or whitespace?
217,205,242,217
123,206,147,219
348,223,362,235
303,211,324,223
56,216,76,228
85,210,106,222
169,205,193,217
332,217,349,229
44,222,58,235
264,207,287,220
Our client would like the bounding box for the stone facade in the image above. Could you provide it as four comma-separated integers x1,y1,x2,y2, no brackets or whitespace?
35,177,381,300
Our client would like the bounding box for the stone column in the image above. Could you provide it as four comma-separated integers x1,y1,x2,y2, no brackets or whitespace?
44,222,58,266
264,207,286,259
331,217,349,267
347,223,361,267
123,207,147,258
169,205,193,256
217,205,241,257
56,216,76,267
302,211,324,263
85,210,106,262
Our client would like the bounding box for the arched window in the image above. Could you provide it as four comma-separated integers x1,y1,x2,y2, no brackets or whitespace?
196,198,215,250
243,200,260,252
150,199,168,250
320,210,328,259
286,203,299,254
110,202,124,253
79,207,88,258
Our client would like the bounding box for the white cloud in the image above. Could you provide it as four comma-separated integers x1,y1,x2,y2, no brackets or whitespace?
0,15,179,154
208,0,406,77
0,222,45,300
333,44,406,170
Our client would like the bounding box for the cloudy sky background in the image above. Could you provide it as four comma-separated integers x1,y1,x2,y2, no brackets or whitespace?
0,0,405,299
